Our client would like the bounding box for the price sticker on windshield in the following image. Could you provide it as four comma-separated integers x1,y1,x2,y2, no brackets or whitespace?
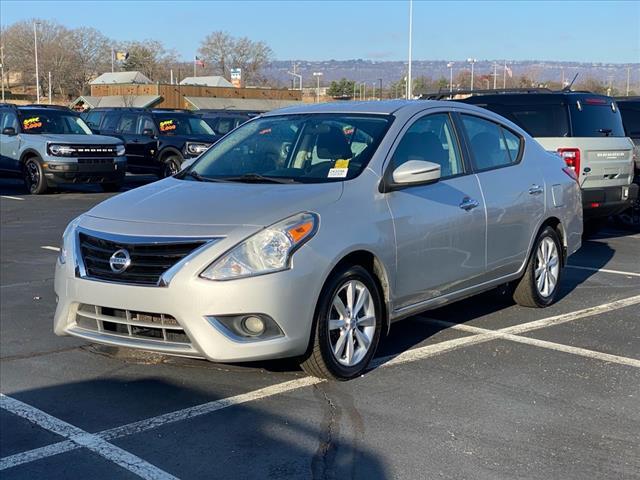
334,159,350,169
159,120,176,132
23,117,43,130
328,168,349,178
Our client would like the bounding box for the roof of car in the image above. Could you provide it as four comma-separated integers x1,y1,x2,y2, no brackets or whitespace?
459,91,615,105
263,99,469,116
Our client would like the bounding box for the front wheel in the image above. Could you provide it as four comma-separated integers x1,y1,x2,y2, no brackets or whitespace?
23,157,48,195
513,226,563,308
161,155,182,178
300,265,383,380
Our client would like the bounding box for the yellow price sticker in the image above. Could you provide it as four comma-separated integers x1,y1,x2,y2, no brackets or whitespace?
334,159,350,169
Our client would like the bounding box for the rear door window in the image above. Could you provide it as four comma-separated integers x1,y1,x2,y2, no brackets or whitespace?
486,103,569,137
569,99,625,137
618,105,640,136
461,115,515,171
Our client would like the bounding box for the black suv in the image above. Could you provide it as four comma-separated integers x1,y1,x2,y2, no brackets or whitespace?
82,108,218,177
435,89,637,224
195,110,259,137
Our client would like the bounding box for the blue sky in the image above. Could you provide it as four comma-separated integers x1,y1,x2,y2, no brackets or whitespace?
1,0,638,63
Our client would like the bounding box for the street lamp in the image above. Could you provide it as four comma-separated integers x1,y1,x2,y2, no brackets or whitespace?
0,45,5,102
447,62,454,93
34,22,41,104
406,0,413,99
312,72,323,103
287,62,302,90
467,58,476,92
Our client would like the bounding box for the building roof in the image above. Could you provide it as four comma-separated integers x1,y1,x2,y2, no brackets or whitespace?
179,76,234,88
184,96,301,112
90,71,153,85
70,95,162,109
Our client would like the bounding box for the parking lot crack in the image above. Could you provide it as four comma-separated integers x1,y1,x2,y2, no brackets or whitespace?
311,384,341,480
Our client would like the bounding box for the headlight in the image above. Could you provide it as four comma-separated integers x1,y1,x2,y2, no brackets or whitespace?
186,142,211,156
200,212,318,280
59,216,82,265
48,144,76,156
116,144,126,157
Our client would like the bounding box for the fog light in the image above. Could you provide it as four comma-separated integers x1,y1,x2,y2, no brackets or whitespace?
242,316,265,336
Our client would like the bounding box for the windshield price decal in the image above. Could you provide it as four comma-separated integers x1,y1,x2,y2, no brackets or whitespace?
159,120,176,132
23,117,43,130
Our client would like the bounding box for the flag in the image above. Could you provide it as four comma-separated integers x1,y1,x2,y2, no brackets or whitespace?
115,51,129,61
195,56,205,67
505,65,513,78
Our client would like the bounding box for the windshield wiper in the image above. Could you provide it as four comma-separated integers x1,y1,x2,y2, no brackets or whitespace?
183,171,230,183
222,173,299,184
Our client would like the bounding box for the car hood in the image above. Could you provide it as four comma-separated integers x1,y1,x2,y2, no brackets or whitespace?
37,134,123,145
86,177,343,227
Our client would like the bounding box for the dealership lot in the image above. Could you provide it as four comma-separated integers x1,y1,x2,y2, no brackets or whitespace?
1,179,639,480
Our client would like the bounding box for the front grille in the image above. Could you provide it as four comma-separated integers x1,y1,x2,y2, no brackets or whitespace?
78,232,207,285
75,304,191,344
66,145,119,157
77,158,114,165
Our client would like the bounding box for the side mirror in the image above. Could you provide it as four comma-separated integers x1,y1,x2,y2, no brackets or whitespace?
2,127,16,136
142,128,155,137
392,160,441,186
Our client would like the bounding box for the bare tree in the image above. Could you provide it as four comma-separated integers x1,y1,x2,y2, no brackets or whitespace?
120,40,179,82
198,31,273,84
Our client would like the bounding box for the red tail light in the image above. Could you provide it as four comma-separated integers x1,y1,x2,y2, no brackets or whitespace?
558,148,581,179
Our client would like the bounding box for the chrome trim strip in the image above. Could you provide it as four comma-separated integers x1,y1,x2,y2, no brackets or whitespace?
74,226,222,288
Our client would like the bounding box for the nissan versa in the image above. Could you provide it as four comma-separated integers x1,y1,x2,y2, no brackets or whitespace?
54,101,582,380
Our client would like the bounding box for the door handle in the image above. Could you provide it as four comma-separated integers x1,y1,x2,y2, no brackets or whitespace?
529,184,544,195
459,197,480,211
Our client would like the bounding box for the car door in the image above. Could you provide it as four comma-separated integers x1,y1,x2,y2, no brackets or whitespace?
459,113,545,279
115,113,145,169
0,111,22,174
136,115,159,170
385,112,487,309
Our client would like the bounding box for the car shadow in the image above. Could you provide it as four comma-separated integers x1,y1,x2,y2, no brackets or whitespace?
0,175,156,196
1,379,389,480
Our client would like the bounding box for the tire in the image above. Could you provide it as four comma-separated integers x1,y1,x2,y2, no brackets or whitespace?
23,157,48,195
513,226,563,308
161,154,182,178
300,265,383,380
101,182,122,193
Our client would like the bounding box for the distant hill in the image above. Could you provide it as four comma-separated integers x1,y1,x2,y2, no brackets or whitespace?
266,59,639,91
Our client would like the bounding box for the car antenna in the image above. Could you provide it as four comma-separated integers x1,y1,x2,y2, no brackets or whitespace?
563,73,579,92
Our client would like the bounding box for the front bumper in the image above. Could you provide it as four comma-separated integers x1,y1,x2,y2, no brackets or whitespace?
582,183,639,220
53,243,324,362
43,158,127,185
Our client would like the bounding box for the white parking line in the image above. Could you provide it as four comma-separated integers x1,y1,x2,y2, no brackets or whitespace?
0,394,178,480
0,195,24,201
2,294,639,471
428,320,640,369
40,246,61,252
567,265,640,278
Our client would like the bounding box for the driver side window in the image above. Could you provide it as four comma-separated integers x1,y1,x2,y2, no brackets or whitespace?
393,114,464,178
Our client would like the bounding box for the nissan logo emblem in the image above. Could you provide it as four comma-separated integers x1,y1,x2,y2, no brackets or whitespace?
109,249,131,273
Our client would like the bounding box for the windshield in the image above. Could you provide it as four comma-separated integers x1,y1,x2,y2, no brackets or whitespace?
18,110,92,135
485,103,570,137
154,115,215,136
183,114,392,183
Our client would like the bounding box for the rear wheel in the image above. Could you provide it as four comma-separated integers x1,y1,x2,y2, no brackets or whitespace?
513,226,562,308
300,265,383,380
23,157,48,195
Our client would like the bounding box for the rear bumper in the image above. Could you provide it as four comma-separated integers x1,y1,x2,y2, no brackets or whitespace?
43,159,127,185
582,184,638,219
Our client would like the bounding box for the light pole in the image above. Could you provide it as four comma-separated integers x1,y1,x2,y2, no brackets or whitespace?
34,22,41,104
467,58,476,91
378,78,382,100
406,0,413,99
492,62,497,89
626,67,631,96
447,62,454,93
312,72,322,103
372,81,376,100
0,45,5,102
287,62,302,90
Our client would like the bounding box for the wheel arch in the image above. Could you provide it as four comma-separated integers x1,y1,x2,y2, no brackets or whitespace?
323,249,392,335
19,148,42,164
158,146,183,162
537,216,567,266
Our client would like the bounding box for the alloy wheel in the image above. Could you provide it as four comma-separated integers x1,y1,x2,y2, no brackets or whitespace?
25,160,40,193
534,237,559,298
328,280,376,367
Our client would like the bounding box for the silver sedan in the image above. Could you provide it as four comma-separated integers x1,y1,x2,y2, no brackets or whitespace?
54,100,582,379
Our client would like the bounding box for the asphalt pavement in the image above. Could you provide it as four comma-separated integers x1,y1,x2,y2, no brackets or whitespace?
1,177,639,480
